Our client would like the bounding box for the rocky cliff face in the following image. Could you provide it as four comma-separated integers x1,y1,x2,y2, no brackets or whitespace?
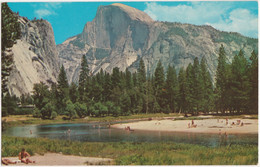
7,17,59,97
57,3,155,83
58,3,257,84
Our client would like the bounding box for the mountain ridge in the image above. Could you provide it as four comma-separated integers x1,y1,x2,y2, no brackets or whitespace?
6,3,258,96
58,3,257,84
7,16,59,96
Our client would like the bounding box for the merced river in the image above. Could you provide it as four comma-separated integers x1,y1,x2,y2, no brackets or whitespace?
3,122,257,147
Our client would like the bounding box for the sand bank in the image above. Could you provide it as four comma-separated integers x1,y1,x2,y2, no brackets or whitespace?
3,153,114,166
111,118,258,134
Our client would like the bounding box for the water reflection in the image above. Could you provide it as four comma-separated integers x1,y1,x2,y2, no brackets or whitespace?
3,122,258,147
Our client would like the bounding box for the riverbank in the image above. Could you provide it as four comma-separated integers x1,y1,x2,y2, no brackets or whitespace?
2,136,257,165
3,153,114,166
1,113,179,130
2,114,257,128
111,118,258,134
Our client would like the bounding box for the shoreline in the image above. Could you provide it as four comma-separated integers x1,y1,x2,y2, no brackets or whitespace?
111,118,258,135
2,135,257,165
3,153,114,166
111,127,258,135
2,114,258,135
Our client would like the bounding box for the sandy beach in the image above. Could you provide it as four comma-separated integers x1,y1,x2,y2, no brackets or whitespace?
111,118,258,134
3,153,114,166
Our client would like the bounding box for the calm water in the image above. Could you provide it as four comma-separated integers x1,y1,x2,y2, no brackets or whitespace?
3,122,257,147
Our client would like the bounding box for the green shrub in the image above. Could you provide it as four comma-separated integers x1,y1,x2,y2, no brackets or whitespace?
74,102,88,118
89,102,108,117
64,100,77,119
32,108,41,118
40,102,54,119
51,111,57,120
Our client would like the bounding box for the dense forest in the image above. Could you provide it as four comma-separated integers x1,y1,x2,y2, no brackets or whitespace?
1,3,258,119
2,45,258,119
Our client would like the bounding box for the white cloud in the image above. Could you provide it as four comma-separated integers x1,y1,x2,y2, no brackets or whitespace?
33,2,63,19
45,2,62,9
210,9,258,38
35,9,53,18
144,2,258,38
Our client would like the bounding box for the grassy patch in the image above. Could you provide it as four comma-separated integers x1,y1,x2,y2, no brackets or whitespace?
2,136,257,165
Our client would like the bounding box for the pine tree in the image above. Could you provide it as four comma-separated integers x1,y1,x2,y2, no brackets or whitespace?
178,67,187,113
165,65,178,112
69,82,78,103
103,72,112,101
137,58,146,92
120,92,131,114
78,55,89,102
185,63,194,114
200,57,214,113
230,50,250,113
1,3,21,94
90,77,103,102
191,57,203,114
132,72,138,87
97,68,105,87
56,65,69,114
111,67,121,89
248,50,258,113
215,44,228,114
154,60,165,111
125,68,133,89
58,65,69,89
132,61,146,113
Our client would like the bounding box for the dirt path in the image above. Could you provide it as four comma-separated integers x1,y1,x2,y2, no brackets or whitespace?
3,153,114,166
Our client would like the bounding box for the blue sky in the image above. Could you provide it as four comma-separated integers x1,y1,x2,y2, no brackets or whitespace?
8,1,258,45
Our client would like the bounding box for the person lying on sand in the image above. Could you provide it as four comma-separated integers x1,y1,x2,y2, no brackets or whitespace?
125,126,134,131
18,148,35,164
191,124,197,128
2,158,16,165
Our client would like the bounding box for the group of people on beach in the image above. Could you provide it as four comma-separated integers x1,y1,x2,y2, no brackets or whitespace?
218,118,244,127
187,118,245,130
188,120,197,128
2,148,35,165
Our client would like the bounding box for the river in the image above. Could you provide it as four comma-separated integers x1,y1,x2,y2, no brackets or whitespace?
3,122,257,147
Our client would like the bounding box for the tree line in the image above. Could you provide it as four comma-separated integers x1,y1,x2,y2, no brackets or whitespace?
3,44,257,119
